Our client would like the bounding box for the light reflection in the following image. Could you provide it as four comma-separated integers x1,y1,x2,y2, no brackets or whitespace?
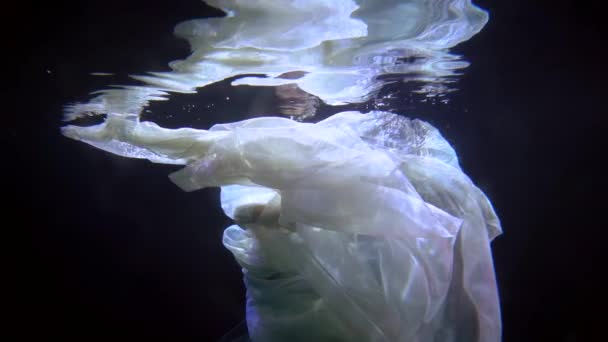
64,0,488,123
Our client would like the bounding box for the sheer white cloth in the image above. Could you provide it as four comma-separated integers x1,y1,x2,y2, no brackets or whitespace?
63,111,501,341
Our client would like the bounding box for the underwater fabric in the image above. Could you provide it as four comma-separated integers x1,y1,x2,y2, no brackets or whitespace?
62,111,501,341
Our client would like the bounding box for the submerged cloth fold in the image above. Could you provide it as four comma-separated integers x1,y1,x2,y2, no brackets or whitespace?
63,111,502,341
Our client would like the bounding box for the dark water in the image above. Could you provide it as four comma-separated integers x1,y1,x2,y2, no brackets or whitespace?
10,0,603,340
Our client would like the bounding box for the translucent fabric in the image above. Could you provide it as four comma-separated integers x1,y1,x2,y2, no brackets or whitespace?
62,111,501,341
64,0,489,121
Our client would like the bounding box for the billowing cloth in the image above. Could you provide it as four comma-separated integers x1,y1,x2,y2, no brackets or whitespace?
62,111,501,341
64,0,489,121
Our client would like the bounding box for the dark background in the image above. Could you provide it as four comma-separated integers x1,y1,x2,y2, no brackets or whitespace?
8,0,604,340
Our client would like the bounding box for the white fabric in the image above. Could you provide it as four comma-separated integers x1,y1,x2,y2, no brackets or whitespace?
62,111,502,341
64,0,489,121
